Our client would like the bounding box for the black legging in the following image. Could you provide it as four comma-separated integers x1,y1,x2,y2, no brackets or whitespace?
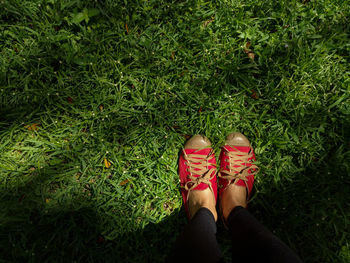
171,207,303,263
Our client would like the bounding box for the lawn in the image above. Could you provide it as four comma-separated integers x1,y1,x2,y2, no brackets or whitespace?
0,0,349,262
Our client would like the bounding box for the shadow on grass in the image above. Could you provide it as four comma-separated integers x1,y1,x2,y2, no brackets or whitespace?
249,144,350,262
0,143,349,263
0,166,187,262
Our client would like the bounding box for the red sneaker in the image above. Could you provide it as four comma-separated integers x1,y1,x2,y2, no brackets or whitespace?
218,132,259,201
179,135,217,219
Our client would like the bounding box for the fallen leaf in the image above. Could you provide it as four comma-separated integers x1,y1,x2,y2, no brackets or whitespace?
245,41,251,50
25,123,40,131
119,179,129,186
247,52,255,61
172,125,180,129
203,17,214,27
125,23,129,34
97,235,105,244
183,134,191,139
18,194,25,203
98,104,104,112
243,42,255,61
251,90,258,99
104,158,111,168
170,51,175,60
198,106,203,113
67,97,73,104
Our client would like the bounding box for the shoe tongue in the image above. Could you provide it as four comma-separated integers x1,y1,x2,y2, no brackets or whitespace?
225,145,251,153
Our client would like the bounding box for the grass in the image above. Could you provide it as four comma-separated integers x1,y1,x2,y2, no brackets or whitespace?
0,0,349,262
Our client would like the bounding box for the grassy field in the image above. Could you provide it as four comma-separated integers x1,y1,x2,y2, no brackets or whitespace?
0,0,349,262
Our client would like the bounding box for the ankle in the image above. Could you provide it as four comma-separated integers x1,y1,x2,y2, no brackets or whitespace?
188,190,218,221
190,199,218,221
222,200,246,221
201,203,218,221
221,184,247,221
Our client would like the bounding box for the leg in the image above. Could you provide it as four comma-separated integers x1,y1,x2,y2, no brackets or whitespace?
171,135,223,263
171,207,223,263
227,206,303,263
218,133,302,263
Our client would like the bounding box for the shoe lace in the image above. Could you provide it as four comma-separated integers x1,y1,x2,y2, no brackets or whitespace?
218,146,259,187
182,149,216,195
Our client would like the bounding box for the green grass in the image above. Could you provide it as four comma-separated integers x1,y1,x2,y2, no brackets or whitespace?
0,0,349,262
